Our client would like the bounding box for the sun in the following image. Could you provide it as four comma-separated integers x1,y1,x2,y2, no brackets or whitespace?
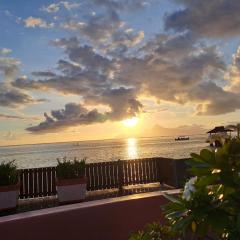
122,117,139,127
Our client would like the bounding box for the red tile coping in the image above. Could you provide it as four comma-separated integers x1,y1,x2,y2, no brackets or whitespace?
0,184,19,192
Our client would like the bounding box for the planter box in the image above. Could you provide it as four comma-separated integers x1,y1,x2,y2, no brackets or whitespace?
57,178,87,204
0,184,19,211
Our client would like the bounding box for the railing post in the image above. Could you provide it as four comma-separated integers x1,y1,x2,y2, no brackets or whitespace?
157,157,176,188
118,159,124,192
156,158,164,187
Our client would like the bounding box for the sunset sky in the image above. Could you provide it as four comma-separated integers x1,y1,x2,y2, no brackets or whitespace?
1,0,240,146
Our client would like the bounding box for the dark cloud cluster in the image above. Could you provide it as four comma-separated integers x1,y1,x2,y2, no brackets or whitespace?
0,53,42,108
166,0,240,38
0,57,20,82
31,71,57,78
62,11,124,44
15,30,237,128
6,0,240,132
227,47,240,93
189,82,240,115
14,37,143,132
0,86,41,108
27,98,143,133
26,103,108,133
118,34,233,115
59,0,149,58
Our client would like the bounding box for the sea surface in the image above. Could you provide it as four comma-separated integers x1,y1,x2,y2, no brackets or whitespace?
0,135,208,169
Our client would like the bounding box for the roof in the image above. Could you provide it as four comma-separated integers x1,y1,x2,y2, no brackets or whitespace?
207,126,233,134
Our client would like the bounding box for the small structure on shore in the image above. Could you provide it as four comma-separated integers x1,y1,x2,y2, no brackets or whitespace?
206,126,232,147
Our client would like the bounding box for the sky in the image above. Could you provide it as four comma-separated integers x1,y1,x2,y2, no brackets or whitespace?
1,0,240,146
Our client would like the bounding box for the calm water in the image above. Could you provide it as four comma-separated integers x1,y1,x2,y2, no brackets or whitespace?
0,135,208,169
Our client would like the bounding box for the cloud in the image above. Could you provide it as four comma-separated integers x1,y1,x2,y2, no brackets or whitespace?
62,10,125,44
0,85,45,108
92,0,152,11
190,82,240,115
0,57,20,83
118,35,240,115
119,33,240,116
27,98,142,133
13,36,143,122
57,0,150,51
119,34,225,102
41,1,81,13
11,0,240,133
0,113,39,121
24,17,54,28
61,1,81,10
226,47,240,93
0,52,45,108
165,0,240,38
0,48,12,55
31,71,57,78
61,8,145,57
26,103,108,133
13,30,240,127
41,3,60,13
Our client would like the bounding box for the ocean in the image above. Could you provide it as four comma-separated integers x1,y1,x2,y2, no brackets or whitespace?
0,135,208,169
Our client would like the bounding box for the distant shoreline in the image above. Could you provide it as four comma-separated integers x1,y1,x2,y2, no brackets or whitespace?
0,133,206,148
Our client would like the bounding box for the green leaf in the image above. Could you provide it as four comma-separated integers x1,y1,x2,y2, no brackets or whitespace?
190,166,211,176
56,157,86,179
200,149,215,164
197,174,219,187
190,153,204,163
207,210,229,230
163,193,181,203
237,213,240,231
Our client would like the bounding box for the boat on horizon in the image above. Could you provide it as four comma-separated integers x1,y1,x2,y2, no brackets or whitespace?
175,136,190,141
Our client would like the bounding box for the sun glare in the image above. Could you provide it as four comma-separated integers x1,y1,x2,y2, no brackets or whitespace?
123,117,139,127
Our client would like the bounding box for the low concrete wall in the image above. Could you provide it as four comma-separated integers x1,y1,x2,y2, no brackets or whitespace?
0,190,180,240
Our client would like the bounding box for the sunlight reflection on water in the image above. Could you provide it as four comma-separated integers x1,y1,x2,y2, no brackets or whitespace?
127,138,138,159
0,135,208,168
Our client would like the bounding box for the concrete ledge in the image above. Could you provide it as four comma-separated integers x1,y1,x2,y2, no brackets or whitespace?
0,189,181,240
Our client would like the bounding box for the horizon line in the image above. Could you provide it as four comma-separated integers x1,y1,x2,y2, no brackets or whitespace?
0,133,207,148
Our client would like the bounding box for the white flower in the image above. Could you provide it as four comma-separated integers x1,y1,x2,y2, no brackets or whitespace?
182,177,197,201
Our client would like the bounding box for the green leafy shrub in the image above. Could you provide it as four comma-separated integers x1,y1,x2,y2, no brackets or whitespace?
0,161,18,187
129,222,179,240
56,157,86,180
130,139,240,239
164,138,240,239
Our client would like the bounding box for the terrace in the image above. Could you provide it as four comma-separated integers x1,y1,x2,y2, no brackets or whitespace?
0,190,181,240
0,157,189,239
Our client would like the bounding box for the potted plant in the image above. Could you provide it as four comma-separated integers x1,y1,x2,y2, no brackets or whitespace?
56,157,87,204
0,161,19,211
